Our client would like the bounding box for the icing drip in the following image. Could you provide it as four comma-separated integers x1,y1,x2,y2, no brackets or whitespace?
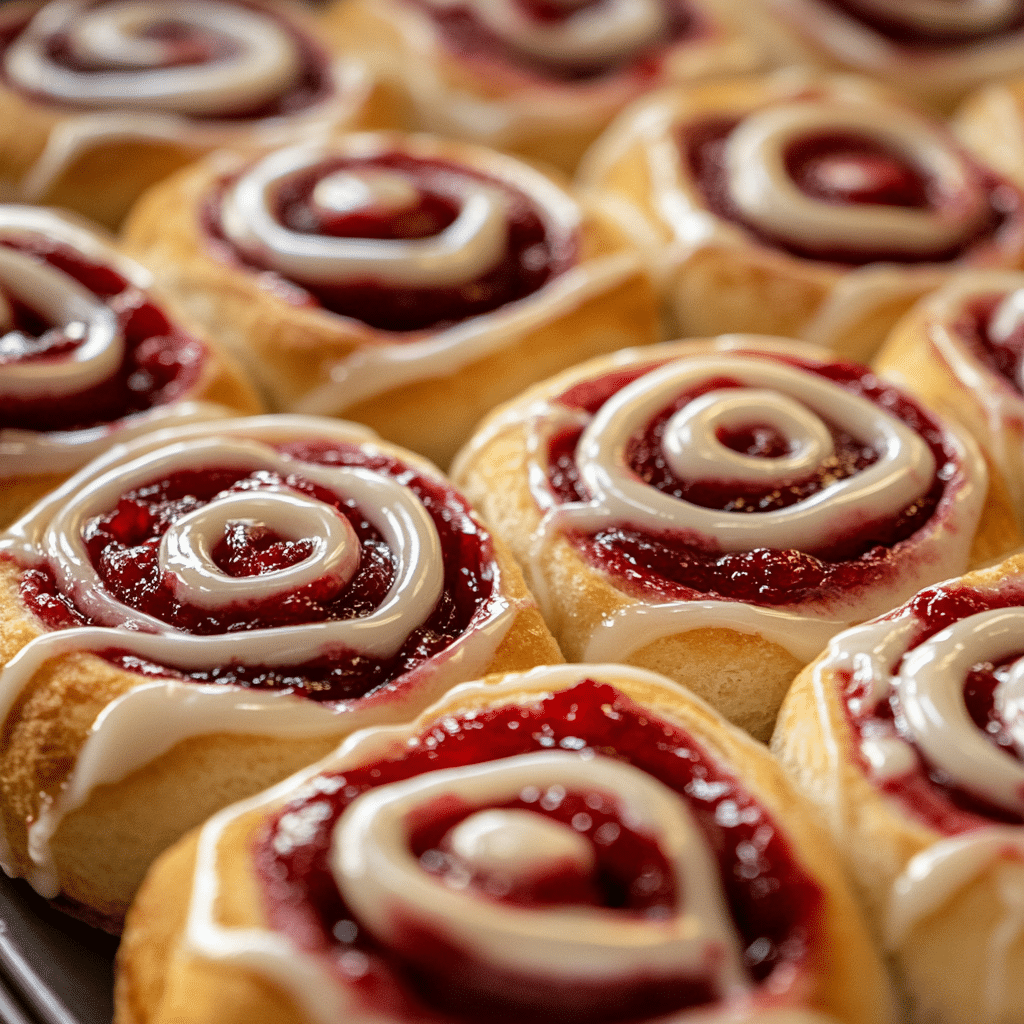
436,0,669,66
332,749,752,998
722,101,990,257
0,242,123,399
552,353,935,553
220,145,512,288
4,0,303,115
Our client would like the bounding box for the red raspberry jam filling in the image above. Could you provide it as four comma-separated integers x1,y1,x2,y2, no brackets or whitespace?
548,356,952,605
405,0,701,83
17,442,500,702
843,582,1024,832
823,0,1024,47
207,153,577,333
254,680,823,1022
0,3,335,118
0,235,206,432
683,117,1013,265
955,293,1024,396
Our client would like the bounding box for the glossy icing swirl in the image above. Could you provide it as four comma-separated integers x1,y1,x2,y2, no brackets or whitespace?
0,415,523,895
213,138,578,332
4,0,305,115
424,0,670,68
0,204,219,476
717,99,992,260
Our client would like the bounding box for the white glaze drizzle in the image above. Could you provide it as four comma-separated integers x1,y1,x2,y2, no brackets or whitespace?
550,352,936,553
429,0,667,66
333,749,751,994
220,143,513,288
4,0,302,116
723,100,989,255
181,666,774,1024
0,415,523,893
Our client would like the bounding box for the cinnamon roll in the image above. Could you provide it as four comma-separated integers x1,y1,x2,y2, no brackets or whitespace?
874,270,1024,539
121,131,658,470
0,414,561,928
578,73,1024,362
324,0,769,173
451,335,999,741
757,0,1024,112
0,0,385,228
0,203,261,528
773,551,1024,1023
115,663,897,1024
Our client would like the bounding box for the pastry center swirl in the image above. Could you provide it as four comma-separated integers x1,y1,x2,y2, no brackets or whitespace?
332,750,752,997
0,242,124,401
557,354,936,553
721,101,990,257
841,0,1019,34
4,0,303,115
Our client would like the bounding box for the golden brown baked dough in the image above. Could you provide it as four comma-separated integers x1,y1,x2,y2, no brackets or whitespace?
955,76,1024,192
115,662,898,1024
0,0,388,229
322,0,771,174
121,130,660,470
451,335,1003,741
577,72,1024,362
772,552,1024,1023
0,203,262,529
0,414,562,929
873,270,1024,544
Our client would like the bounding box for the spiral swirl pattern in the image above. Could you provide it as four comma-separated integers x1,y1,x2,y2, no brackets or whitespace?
446,0,668,66
3,0,304,115
721,100,990,257
333,748,751,996
219,144,516,290
551,353,936,553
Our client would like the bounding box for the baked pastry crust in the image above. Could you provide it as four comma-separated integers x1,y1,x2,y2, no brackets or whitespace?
0,204,262,529
451,335,998,741
115,662,898,1024
322,0,770,174
121,131,660,470
771,551,1024,1023
578,72,1024,362
873,269,1024,543
0,414,562,928
0,0,387,229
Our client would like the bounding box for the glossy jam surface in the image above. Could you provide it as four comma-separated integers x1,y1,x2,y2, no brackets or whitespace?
846,582,1024,832
548,356,951,605
955,295,1024,396
207,154,576,332
255,681,823,1021
824,0,1024,46
0,4,334,118
18,442,499,701
0,236,205,432
683,118,1011,265
408,0,700,82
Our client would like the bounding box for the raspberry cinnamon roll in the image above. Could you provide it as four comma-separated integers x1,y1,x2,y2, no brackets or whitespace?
324,0,768,174
0,414,561,928
116,663,897,1024
121,132,658,470
772,551,1024,1023
579,74,1024,362
758,0,1024,112
874,270,1024,539
451,335,996,741
0,0,384,228
0,203,261,528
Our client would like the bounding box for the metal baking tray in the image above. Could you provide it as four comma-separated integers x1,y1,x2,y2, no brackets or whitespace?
0,874,116,1024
